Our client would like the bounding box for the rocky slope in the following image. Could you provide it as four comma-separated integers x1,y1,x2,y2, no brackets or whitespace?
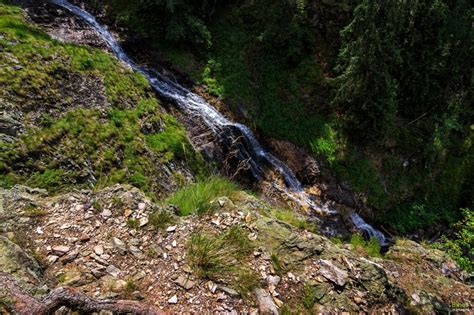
0,2,472,314
0,184,472,314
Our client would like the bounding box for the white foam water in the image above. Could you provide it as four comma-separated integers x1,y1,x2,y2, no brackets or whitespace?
50,0,389,246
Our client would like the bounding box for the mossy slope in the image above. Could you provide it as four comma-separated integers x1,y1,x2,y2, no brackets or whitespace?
0,3,206,197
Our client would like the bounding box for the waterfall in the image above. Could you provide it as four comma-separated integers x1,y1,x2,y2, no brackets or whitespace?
50,0,389,246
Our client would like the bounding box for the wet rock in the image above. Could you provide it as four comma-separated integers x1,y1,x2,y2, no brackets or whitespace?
318,259,348,287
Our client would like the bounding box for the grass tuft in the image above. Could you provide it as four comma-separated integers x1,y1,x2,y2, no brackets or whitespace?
186,226,258,297
271,207,316,233
149,210,175,230
350,234,381,257
165,177,238,216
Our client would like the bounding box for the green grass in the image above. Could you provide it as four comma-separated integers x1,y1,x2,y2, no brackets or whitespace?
165,177,239,216
0,3,148,108
271,208,317,233
350,234,381,258
149,209,175,230
126,218,140,230
186,226,258,297
302,284,318,310
0,3,206,196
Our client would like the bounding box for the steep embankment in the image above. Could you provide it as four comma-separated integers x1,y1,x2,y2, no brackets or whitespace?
0,2,205,197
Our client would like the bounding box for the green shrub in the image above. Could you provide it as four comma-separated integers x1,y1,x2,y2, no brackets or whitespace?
165,177,238,216
149,210,175,230
126,218,140,230
434,208,473,272
27,169,64,190
302,285,317,310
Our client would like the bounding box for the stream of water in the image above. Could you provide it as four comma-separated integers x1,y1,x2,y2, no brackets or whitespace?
50,0,388,246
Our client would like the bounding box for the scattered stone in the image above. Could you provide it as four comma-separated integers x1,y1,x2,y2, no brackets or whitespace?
61,251,78,264
36,227,43,235
106,265,121,277
166,226,176,233
174,275,196,290
113,279,128,292
91,268,106,278
254,288,278,315
168,295,178,304
112,237,127,254
101,209,112,218
318,259,348,287
52,245,70,256
133,270,147,281
94,245,104,256
90,253,108,265
218,286,239,297
129,246,142,255
208,281,218,293
47,255,59,265
124,209,133,217
79,234,90,242
129,238,141,246
139,217,149,227
138,202,146,211
267,275,281,286
60,224,70,230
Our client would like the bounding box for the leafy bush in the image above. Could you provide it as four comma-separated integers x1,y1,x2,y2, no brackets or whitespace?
165,177,238,216
434,209,473,272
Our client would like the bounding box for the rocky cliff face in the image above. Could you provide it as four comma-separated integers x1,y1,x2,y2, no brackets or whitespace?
0,2,472,314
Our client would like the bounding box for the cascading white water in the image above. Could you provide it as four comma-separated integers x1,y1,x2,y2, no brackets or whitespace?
50,0,389,246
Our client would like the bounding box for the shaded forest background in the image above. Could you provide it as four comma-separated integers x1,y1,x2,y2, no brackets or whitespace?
85,0,472,235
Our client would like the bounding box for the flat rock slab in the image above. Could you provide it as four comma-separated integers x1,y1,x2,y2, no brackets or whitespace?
174,275,195,290
318,259,348,287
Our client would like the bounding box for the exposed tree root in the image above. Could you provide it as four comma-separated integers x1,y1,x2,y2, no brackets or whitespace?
0,272,163,315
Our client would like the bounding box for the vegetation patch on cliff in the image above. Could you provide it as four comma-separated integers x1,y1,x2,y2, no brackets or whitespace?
0,2,206,198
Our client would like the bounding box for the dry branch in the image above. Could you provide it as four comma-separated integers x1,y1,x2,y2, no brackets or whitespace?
0,272,163,315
